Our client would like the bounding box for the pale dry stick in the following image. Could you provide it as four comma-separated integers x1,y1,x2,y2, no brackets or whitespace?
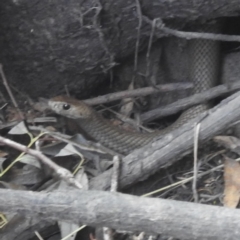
0,135,82,189
34,231,44,240
132,0,143,83
193,123,201,203
0,103,7,110
0,64,24,119
84,83,193,105
145,18,158,87
155,18,240,42
110,156,121,192
61,225,86,240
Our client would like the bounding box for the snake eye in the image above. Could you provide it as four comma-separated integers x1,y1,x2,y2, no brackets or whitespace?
62,104,71,110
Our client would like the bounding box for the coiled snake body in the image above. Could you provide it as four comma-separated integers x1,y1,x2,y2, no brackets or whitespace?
48,22,220,155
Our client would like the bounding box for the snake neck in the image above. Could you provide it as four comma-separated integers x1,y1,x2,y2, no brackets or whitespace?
75,113,157,155
74,105,212,155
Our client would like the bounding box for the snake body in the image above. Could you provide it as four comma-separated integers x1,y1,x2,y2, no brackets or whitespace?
48,22,220,155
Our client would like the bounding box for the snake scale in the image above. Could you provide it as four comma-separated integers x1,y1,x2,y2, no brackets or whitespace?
48,22,220,155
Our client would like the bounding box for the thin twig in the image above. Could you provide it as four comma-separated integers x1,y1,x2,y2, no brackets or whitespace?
0,135,82,189
132,0,143,82
34,231,44,240
146,18,158,85
84,83,193,105
110,156,121,192
0,64,24,119
192,123,201,203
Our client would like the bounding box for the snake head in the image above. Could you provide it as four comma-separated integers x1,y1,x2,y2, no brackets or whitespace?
48,95,93,119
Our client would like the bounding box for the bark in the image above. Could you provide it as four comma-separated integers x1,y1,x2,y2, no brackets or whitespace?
0,189,240,240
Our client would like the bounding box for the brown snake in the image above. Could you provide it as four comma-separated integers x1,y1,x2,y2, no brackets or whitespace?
48,22,220,155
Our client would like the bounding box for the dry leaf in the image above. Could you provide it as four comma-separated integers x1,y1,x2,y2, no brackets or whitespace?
55,143,79,157
8,121,29,135
214,135,240,155
19,154,41,168
224,157,240,208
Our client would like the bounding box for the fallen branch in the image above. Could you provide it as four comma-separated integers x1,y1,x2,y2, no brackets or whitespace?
157,18,240,42
141,82,240,122
0,189,240,240
84,83,193,105
90,91,240,190
83,82,240,122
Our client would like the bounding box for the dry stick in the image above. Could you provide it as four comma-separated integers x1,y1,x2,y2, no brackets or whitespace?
141,81,240,122
34,231,44,240
0,64,24,120
151,18,240,42
132,0,143,82
84,82,240,121
144,18,161,91
110,156,121,192
89,91,240,191
192,123,201,203
0,135,82,189
84,82,193,105
1,189,240,240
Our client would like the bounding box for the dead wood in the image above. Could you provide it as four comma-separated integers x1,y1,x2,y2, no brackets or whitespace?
84,82,193,105
89,91,240,190
141,81,240,122
0,189,240,240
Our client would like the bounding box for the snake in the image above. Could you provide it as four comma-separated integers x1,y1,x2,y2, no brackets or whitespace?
48,21,220,155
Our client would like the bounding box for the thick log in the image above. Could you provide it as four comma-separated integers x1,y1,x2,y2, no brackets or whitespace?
0,189,240,240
